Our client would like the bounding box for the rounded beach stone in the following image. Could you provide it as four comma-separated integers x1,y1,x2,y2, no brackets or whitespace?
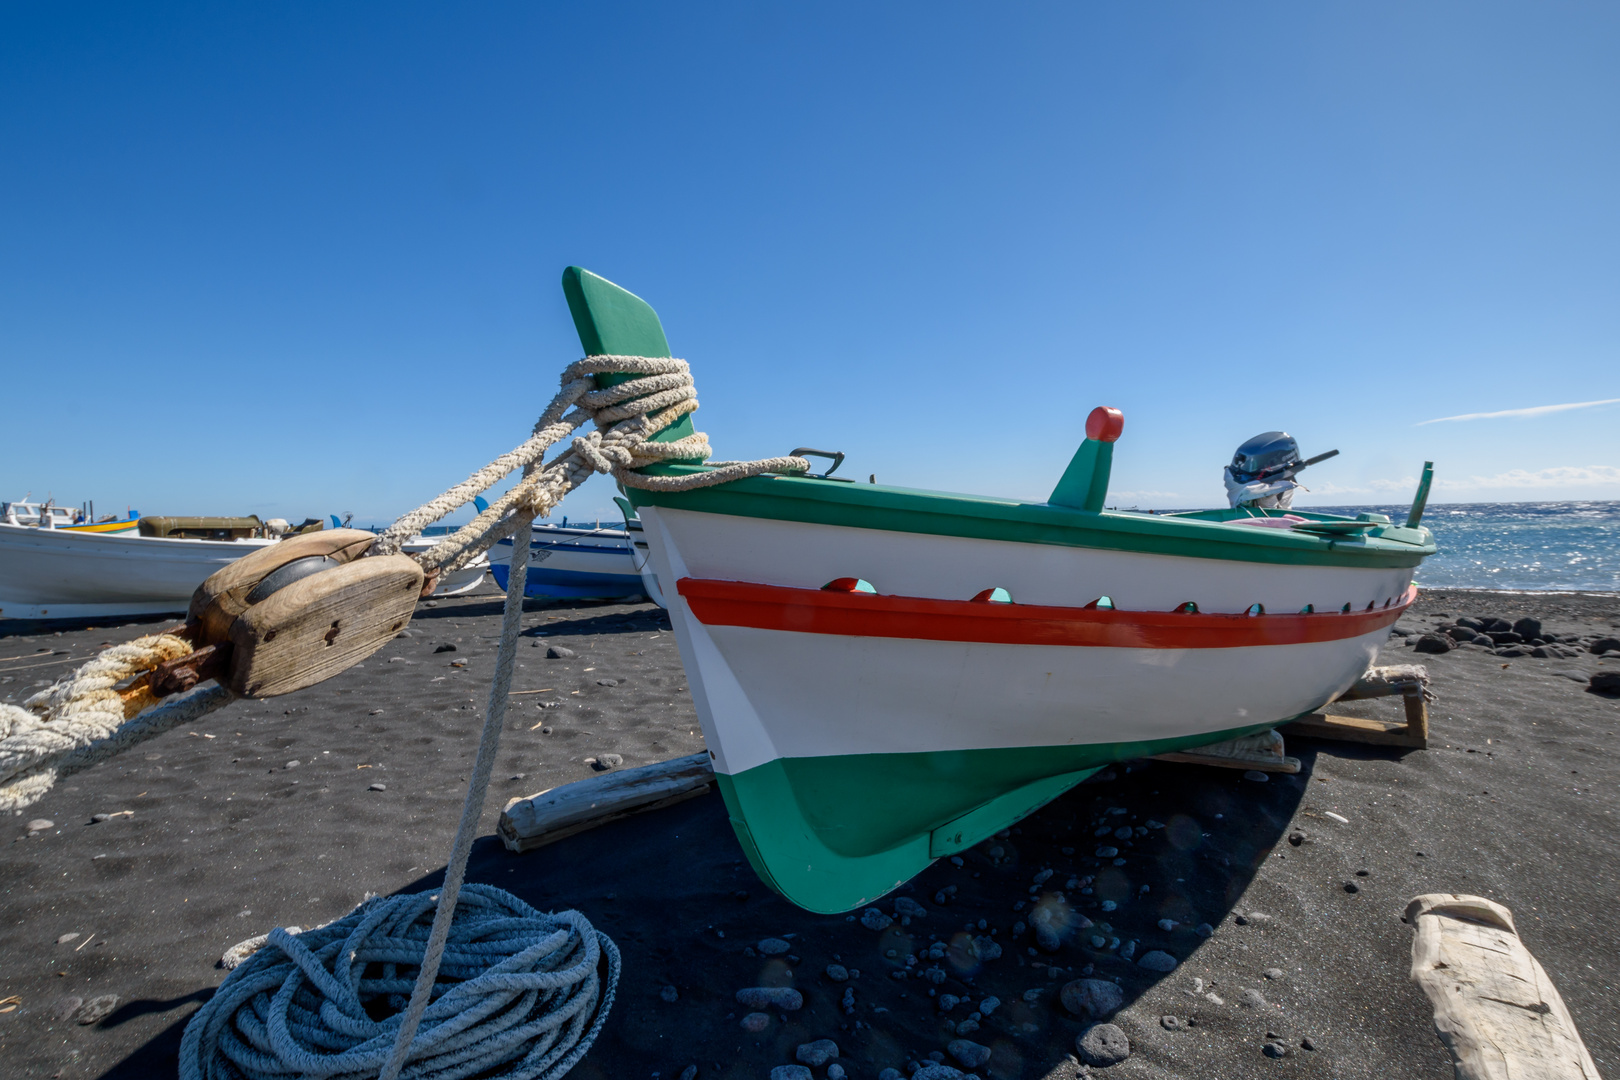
369,783,387,791
1077,1023,1131,1066
545,645,576,658
1240,988,1267,1008
861,908,894,931
1161,1014,1182,1030
660,984,679,1002
796,1039,839,1067
758,937,791,955
827,1065,846,1080
878,1070,905,1080
1413,633,1453,654
1243,770,1270,782
26,818,54,832
948,1039,992,1069
1060,978,1123,1019
1137,950,1178,973
740,1011,770,1033
825,963,849,982
736,987,803,1011
770,1066,812,1080
913,1065,966,1080
76,994,120,1025
895,896,928,917
1590,671,1620,696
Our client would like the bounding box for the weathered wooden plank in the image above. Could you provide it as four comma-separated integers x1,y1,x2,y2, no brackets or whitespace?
1284,711,1428,748
498,752,715,853
1151,728,1301,773
1407,893,1601,1079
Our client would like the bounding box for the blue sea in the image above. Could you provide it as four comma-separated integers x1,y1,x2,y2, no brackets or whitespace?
1312,501,1620,593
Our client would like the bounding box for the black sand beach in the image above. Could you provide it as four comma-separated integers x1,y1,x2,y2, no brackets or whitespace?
3,587,1617,1079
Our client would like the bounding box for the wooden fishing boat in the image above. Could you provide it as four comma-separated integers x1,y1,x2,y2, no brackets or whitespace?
564,267,1437,913
0,523,277,619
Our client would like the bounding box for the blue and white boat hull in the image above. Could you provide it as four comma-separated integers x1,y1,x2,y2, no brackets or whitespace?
488,524,646,602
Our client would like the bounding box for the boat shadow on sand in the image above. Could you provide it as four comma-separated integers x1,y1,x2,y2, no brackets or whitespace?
99,749,1331,1080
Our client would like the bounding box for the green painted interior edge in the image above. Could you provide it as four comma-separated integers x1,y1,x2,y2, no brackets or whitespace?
626,470,1431,568
714,719,1285,912
562,266,696,449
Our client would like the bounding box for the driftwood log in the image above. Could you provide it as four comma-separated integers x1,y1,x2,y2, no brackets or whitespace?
498,752,715,853
1406,893,1600,1079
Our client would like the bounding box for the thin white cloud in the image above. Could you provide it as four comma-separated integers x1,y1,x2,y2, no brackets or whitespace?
1435,465,1620,490
1110,489,1182,500
1417,397,1620,425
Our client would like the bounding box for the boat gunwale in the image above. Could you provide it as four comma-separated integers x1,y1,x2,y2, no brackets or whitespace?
626,467,1435,568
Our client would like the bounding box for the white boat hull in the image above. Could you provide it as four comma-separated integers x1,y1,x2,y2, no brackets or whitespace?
0,524,276,620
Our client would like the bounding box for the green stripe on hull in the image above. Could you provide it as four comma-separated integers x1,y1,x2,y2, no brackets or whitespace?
628,470,1433,569
715,720,1284,913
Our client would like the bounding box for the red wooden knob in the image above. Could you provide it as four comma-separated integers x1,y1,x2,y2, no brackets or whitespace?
1086,406,1124,443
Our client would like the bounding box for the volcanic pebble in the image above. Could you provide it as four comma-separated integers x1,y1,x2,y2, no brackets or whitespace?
1061,978,1123,1019
740,1012,771,1033
860,908,894,931
736,987,803,1011
76,994,120,1025
1078,1023,1131,1066
1138,950,1178,972
947,1039,991,1069
796,1039,839,1067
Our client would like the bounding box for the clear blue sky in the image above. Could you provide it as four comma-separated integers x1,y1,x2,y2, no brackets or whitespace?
3,3,1616,526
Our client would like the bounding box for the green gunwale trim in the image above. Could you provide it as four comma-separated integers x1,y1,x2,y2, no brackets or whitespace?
626,466,1435,569
717,718,1286,913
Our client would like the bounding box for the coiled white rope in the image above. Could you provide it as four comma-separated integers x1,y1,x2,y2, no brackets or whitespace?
178,885,620,1080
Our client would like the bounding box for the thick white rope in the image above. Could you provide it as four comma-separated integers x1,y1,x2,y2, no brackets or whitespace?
372,356,808,575
0,634,225,812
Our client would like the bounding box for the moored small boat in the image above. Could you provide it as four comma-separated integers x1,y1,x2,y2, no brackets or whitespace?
561,267,1440,913
487,521,646,603
0,522,277,619
3,497,141,534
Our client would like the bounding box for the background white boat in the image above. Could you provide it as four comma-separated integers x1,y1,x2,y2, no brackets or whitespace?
0,523,276,619
402,536,490,596
0,523,485,620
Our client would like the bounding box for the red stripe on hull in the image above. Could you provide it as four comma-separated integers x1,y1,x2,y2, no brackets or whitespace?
677,578,1414,649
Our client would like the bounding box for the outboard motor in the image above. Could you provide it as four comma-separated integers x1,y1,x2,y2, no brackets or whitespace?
1224,431,1338,509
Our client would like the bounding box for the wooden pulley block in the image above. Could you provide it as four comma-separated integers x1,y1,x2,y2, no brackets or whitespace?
187,528,424,698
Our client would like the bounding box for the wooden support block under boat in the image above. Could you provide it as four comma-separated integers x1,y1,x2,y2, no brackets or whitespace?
499,752,714,853
1283,663,1430,749
1150,728,1302,773
1406,893,1601,1079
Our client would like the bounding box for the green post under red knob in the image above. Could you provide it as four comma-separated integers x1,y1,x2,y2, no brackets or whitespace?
1049,406,1124,513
